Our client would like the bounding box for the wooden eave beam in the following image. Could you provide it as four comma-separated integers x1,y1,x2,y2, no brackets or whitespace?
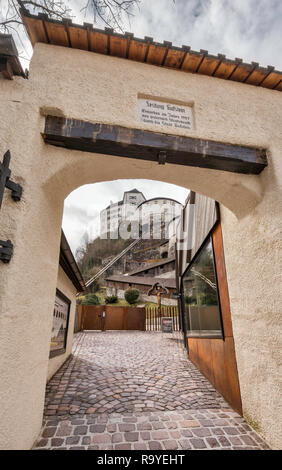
43,116,267,175
20,10,282,92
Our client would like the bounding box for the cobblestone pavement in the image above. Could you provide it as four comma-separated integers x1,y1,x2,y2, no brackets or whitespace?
34,331,270,450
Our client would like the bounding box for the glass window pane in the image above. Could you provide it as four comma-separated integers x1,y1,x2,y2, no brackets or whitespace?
182,237,223,338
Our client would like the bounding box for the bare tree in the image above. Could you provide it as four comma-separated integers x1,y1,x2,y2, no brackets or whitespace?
0,0,140,65
81,1,141,30
0,1,140,35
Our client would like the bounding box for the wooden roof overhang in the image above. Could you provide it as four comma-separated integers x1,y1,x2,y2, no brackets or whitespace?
106,274,176,289
60,230,86,293
0,34,26,79
127,257,176,277
21,9,282,92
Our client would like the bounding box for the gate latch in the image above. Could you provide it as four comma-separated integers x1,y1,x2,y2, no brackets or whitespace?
0,240,13,263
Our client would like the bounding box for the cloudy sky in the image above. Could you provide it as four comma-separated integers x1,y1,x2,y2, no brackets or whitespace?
5,0,281,253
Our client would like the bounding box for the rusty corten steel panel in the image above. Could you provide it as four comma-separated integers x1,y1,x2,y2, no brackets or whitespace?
82,305,145,331
196,338,215,384
187,338,199,368
188,337,242,415
126,307,146,331
105,306,124,330
82,305,104,330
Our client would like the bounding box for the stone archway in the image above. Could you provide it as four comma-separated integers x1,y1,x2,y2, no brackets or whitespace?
1,139,266,450
0,39,281,450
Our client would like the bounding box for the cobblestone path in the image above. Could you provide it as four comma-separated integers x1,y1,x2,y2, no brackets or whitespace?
34,331,270,450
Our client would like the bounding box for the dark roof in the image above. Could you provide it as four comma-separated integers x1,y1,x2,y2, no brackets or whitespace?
127,256,175,276
124,188,143,194
0,34,26,79
21,9,282,92
137,197,182,209
123,189,146,202
60,231,86,292
106,274,176,289
104,189,145,210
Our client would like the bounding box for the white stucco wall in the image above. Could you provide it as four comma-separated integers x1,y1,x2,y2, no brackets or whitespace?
0,43,281,449
220,204,282,448
47,266,77,382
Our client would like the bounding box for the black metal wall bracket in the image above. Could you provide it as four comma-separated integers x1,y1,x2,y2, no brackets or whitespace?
0,240,13,263
0,150,23,263
5,179,23,201
0,150,23,208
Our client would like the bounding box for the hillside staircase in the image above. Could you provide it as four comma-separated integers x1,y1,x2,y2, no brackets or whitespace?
85,238,142,289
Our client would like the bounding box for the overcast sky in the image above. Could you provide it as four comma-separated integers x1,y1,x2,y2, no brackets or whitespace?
9,0,281,253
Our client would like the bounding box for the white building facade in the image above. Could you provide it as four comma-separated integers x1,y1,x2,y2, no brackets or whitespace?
136,198,183,239
100,188,145,235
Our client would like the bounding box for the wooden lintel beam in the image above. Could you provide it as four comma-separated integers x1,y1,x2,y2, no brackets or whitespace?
43,116,267,175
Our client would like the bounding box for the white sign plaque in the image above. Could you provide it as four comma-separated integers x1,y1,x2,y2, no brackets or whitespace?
138,98,193,130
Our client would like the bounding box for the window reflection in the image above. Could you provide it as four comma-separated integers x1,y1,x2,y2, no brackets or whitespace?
182,237,223,338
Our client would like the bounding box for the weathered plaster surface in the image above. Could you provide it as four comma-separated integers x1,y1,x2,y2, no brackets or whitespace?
0,43,281,449
47,266,77,382
220,204,282,449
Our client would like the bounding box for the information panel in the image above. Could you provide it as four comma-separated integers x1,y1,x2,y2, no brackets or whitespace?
50,290,70,357
138,98,193,130
161,317,174,333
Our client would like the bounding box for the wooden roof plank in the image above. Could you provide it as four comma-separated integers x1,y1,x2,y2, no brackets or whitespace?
128,39,147,62
44,22,69,47
164,47,185,69
198,55,220,76
259,71,282,89
181,51,205,73
246,67,270,86
109,35,128,58
146,43,167,65
229,62,254,82
274,80,282,91
23,16,48,46
68,25,88,50
89,30,108,54
213,60,237,79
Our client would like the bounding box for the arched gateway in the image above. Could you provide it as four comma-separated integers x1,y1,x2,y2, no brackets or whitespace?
0,10,281,450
